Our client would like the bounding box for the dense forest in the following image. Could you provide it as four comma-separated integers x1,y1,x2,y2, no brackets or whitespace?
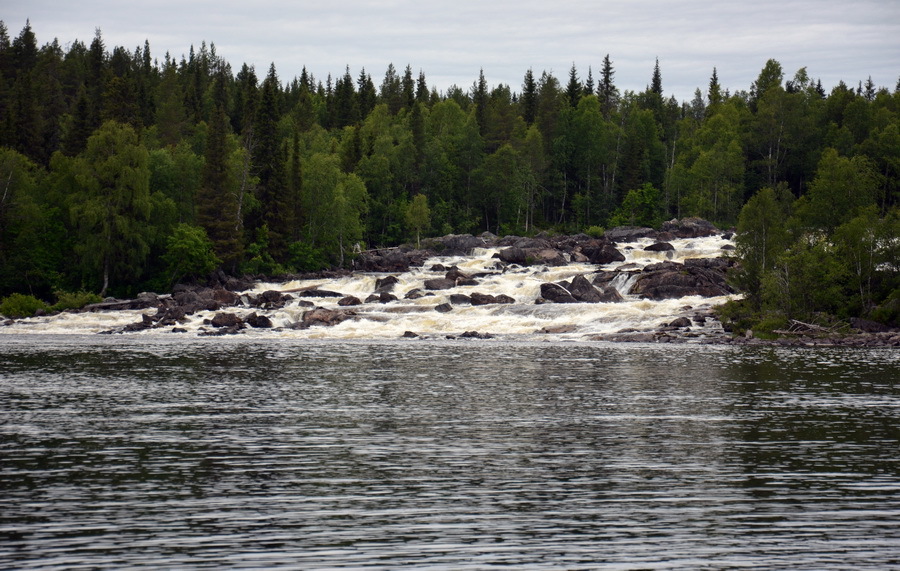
0,21,898,326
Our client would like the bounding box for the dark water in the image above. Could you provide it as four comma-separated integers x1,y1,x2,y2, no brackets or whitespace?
1,336,899,569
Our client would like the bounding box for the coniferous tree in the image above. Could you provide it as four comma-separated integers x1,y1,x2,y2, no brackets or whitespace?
252,64,290,260
472,69,488,136
565,63,581,107
598,54,618,118
357,68,377,118
401,64,415,110
415,69,428,104
197,70,241,270
708,67,722,110
521,68,537,125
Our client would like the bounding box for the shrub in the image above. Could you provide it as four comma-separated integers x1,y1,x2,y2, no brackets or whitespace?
51,290,103,311
585,226,605,238
0,293,50,318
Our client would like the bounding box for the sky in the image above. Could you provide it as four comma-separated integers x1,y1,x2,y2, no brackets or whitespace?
5,0,900,103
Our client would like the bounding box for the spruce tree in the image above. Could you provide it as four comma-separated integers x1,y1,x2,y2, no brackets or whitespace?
521,68,537,125
599,54,618,118
252,64,290,261
566,63,581,107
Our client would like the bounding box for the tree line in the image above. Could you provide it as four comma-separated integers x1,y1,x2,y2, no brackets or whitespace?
0,21,898,325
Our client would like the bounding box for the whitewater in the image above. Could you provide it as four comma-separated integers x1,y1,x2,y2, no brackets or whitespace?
0,234,736,341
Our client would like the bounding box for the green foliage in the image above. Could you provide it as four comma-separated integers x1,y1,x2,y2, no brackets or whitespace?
0,293,49,318
287,241,329,272
162,223,221,284
241,224,289,276
405,193,431,248
761,236,848,319
609,183,662,227
2,26,900,312
731,186,793,307
51,290,103,311
584,225,605,238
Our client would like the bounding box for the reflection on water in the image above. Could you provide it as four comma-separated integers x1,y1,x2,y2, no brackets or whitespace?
1,336,899,569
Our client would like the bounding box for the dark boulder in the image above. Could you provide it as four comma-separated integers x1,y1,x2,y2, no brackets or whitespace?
644,241,675,252
374,275,400,292
497,247,567,267
245,312,274,328
605,226,658,242
450,294,472,305
631,261,733,300
300,308,354,327
298,289,343,298
405,289,427,300
424,278,456,290
660,217,719,238
851,317,892,333
583,243,626,265
435,303,453,313
402,331,419,338
540,282,578,304
597,286,626,303
470,292,515,306
364,292,397,304
669,316,692,328
211,312,243,328
460,330,493,339
338,296,362,306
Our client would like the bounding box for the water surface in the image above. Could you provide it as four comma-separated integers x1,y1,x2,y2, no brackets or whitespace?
2,336,899,568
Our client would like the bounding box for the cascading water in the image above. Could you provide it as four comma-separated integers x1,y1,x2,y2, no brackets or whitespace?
0,234,737,341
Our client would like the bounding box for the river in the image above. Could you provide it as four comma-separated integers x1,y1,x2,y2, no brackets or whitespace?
2,336,899,569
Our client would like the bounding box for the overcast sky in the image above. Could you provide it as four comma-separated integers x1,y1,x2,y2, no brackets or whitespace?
5,0,899,102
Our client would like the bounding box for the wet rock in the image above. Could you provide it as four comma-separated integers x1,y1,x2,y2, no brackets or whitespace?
339,296,362,306
669,316,693,328
404,289,427,300
375,275,400,292
644,241,675,252
301,308,354,327
596,286,626,303
364,292,397,304
402,331,419,338
211,312,243,328
583,243,626,265
470,292,515,305
605,226,658,242
171,327,188,333
450,294,472,305
496,247,567,267
569,275,606,303
424,278,456,290
245,312,273,328
540,324,577,334
435,303,453,313
460,330,493,339
631,261,733,300
660,217,719,238
298,289,343,298
539,282,578,304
